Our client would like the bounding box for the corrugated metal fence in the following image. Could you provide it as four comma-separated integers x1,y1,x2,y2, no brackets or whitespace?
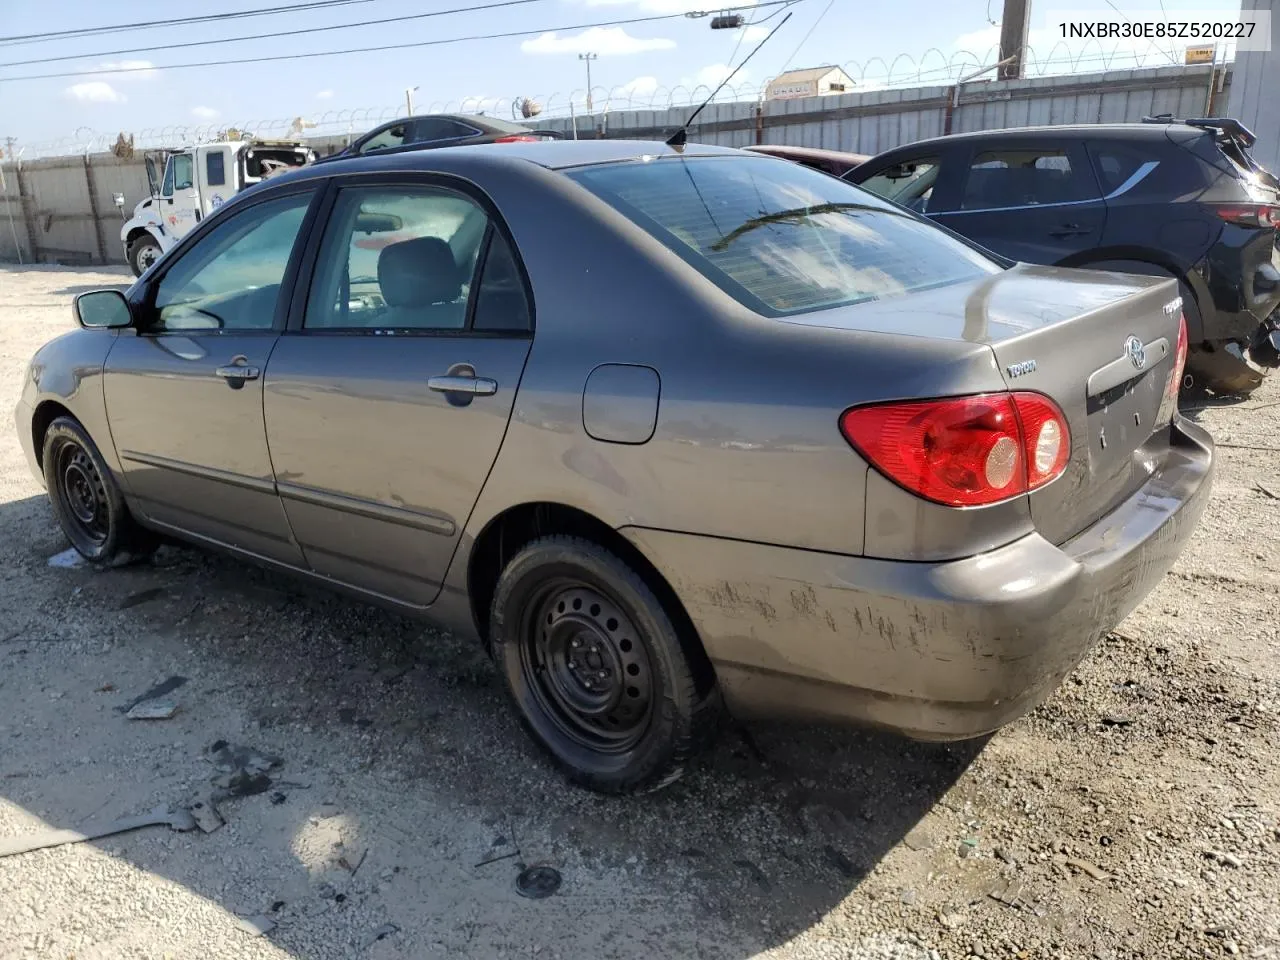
0,63,1229,266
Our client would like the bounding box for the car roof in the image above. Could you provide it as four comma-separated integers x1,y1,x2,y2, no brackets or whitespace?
876,122,1195,155
744,144,871,164
277,139,740,182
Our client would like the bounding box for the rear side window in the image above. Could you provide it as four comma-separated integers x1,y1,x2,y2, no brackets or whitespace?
961,148,1095,210
1088,144,1151,194
568,155,999,317
857,157,940,213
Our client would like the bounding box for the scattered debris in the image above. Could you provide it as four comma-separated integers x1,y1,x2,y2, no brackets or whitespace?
270,792,287,806
363,923,400,949
94,683,115,693
339,848,368,876
989,880,1026,909
1256,480,1280,500
1053,853,1113,881
1206,849,1244,868
47,548,85,569
117,675,188,715
126,700,178,720
187,797,225,834
0,808,197,859
234,915,276,937
117,586,166,610
1100,714,1135,728
208,740,283,799
514,865,562,899
474,850,520,869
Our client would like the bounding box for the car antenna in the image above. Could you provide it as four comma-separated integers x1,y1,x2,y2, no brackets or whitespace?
665,11,793,150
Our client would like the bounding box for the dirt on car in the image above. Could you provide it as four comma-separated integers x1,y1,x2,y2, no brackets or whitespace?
0,264,1277,960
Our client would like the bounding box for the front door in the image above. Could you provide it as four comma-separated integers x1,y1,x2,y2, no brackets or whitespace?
264,179,534,607
104,187,318,563
159,152,203,241
930,142,1106,265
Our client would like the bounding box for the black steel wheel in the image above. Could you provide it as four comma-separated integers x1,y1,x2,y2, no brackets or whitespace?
42,416,156,563
490,535,717,794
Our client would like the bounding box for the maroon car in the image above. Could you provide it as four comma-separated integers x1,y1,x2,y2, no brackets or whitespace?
742,143,870,178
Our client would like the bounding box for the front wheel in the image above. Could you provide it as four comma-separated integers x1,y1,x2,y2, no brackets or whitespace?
490,536,715,794
127,236,162,277
42,417,156,563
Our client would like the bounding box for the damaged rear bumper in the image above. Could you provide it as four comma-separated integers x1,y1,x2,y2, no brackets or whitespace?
622,419,1214,741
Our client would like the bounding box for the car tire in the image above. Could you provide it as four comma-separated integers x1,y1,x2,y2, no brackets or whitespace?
489,535,714,794
42,417,157,564
127,236,162,277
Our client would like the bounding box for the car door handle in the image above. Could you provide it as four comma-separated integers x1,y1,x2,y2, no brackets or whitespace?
215,360,260,389
427,375,497,396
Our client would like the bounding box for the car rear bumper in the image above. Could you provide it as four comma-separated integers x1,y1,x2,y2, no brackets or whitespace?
622,419,1214,740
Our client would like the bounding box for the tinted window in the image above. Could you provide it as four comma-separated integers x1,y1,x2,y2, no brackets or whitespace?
305,186,488,330
173,153,194,191
961,148,1095,210
152,192,312,332
206,150,226,187
473,232,532,331
857,157,940,213
569,156,999,317
414,119,480,143
359,122,409,154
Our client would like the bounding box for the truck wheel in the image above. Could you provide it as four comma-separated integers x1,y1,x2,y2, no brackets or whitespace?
489,535,716,795
127,237,162,277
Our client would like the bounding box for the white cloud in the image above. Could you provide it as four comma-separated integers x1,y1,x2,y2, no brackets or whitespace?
65,81,125,103
684,63,745,88
191,105,219,120
97,59,158,80
316,89,335,100
521,26,675,55
617,75,659,97
742,24,770,43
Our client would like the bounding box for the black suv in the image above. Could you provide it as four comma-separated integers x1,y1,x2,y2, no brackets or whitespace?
847,118,1280,394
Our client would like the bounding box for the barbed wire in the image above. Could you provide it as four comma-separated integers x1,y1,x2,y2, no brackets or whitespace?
8,39,1234,160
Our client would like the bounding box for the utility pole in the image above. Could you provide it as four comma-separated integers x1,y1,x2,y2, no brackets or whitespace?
997,0,1030,79
579,52,598,111
405,86,418,116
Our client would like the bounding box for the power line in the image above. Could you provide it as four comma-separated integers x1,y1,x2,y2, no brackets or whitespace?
0,0,386,47
0,4,787,83
0,0,552,69
778,0,835,74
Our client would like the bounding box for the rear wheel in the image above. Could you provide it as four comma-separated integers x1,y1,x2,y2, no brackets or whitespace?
127,236,161,277
42,417,156,563
490,535,714,794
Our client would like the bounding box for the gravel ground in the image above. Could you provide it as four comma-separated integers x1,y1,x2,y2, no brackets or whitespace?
0,263,1278,960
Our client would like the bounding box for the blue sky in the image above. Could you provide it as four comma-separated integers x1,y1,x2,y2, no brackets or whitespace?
0,0,1244,144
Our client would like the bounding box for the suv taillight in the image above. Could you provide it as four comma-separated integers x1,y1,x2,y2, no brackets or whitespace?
1213,203,1279,228
839,392,1070,508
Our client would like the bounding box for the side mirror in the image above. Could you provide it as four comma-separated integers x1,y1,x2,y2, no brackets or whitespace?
74,289,133,329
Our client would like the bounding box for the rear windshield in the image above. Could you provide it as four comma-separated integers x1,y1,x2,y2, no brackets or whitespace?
567,155,1000,317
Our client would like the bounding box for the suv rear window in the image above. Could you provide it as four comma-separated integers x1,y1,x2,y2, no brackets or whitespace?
567,156,999,316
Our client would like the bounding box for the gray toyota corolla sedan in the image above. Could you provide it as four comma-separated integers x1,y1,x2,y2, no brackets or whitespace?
15,140,1213,794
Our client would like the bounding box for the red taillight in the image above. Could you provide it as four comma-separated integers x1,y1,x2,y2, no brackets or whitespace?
493,135,539,143
1160,310,1190,417
1213,203,1279,228
839,392,1070,507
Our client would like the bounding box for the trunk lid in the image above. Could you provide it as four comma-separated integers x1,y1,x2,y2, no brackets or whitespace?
784,263,1183,544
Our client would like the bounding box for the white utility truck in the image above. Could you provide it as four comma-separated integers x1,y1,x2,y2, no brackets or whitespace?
119,139,315,276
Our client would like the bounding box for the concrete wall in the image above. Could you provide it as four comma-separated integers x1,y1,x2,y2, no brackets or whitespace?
1226,0,1278,175
0,63,1230,266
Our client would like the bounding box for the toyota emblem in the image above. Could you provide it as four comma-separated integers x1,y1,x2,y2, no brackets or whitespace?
1124,335,1146,370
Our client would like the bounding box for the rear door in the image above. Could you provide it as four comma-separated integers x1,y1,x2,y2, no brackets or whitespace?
932,141,1106,265
263,176,534,607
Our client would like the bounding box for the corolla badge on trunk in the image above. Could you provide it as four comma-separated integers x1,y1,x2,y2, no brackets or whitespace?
1124,335,1147,370
1006,359,1037,378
